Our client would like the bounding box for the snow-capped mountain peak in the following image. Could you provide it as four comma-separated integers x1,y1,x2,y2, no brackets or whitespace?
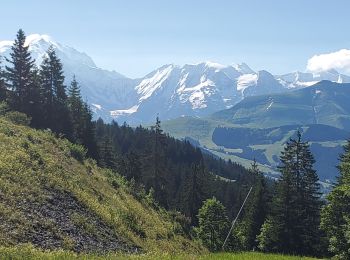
25,34,57,47
0,34,97,68
2,33,350,124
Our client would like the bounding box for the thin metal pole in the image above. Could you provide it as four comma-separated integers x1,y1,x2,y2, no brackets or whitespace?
222,186,253,250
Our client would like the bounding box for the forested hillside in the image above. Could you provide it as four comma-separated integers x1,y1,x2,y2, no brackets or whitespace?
94,117,257,222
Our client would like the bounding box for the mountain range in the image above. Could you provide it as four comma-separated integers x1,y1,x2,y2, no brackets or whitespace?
1,34,350,123
1,34,349,184
162,80,350,184
212,80,350,130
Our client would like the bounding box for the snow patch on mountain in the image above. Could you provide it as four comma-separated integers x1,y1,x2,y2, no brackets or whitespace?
110,105,139,117
296,80,319,87
136,65,174,101
177,76,216,109
237,74,258,92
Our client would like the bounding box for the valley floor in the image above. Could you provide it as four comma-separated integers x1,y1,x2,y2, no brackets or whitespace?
0,246,322,260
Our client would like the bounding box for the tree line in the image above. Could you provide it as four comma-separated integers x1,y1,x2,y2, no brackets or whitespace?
1,29,349,259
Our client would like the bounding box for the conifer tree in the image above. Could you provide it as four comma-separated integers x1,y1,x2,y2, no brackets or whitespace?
67,76,83,141
181,163,207,224
149,116,168,206
242,160,269,250
5,29,35,113
321,141,350,259
81,101,98,157
39,47,70,133
67,76,97,157
257,131,321,255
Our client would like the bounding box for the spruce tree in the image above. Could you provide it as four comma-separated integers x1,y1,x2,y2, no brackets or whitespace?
67,76,97,157
5,29,35,113
242,160,269,250
81,101,98,158
67,76,83,142
181,163,207,224
149,116,168,207
321,141,350,259
258,131,322,255
39,47,70,133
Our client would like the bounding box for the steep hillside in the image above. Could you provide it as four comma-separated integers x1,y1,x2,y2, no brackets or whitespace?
0,117,203,254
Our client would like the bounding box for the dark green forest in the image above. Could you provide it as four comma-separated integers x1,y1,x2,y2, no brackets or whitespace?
0,29,349,259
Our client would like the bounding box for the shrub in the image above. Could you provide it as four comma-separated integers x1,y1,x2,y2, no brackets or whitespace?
121,210,146,238
4,111,31,126
196,197,230,252
68,143,87,162
0,102,10,116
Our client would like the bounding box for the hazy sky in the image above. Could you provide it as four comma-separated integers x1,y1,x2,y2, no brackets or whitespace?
2,0,350,78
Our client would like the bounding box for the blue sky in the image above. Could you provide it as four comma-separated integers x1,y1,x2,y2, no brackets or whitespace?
2,0,350,78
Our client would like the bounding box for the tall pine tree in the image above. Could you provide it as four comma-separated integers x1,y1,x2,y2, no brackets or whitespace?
67,76,97,157
181,162,207,224
5,29,36,114
321,141,350,259
39,46,71,133
257,131,322,256
67,76,83,142
147,116,168,207
241,160,269,250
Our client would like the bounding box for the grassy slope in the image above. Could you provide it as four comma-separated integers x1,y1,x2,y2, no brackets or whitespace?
0,117,203,254
0,246,322,259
